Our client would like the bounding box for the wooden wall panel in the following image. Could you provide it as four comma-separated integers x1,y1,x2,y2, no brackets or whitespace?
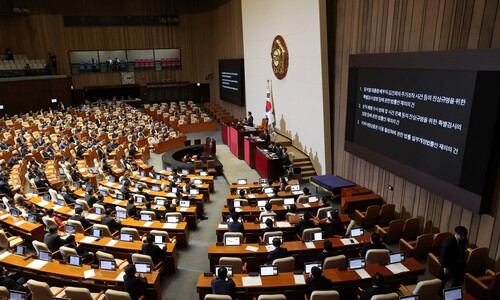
0,0,243,110
332,0,500,267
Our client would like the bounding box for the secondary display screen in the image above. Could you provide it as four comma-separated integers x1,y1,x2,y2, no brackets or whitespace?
345,50,500,213
219,59,245,106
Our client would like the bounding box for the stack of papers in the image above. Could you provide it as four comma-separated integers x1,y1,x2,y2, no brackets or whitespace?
80,236,98,243
143,222,153,227
115,272,125,281
84,269,95,279
247,194,256,199
294,274,306,284
106,240,118,246
276,221,291,228
87,214,99,220
14,220,26,226
245,246,259,252
305,242,316,249
265,245,275,252
355,269,371,279
218,224,228,229
180,208,188,212
0,251,11,260
302,203,311,208
340,238,358,245
27,259,49,269
386,263,409,274
242,276,262,286
163,223,177,229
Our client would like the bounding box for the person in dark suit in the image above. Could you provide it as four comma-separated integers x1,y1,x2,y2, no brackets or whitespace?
361,273,389,300
85,187,98,208
245,111,254,127
439,225,468,290
211,266,236,299
0,263,29,292
123,264,148,300
126,198,138,217
262,218,279,235
262,129,270,142
360,232,386,257
71,207,92,229
282,147,291,166
142,234,167,266
267,237,290,264
227,212,244,233
44,224,65,254
101,208,122,233
317,240,341,263
306,266,332,297
63,234,93,260
297,212,316,236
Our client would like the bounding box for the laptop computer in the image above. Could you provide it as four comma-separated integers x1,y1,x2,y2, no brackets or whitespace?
443,287,463,300
65,224,76,234
9,291,27,300
94,206,103,215
152,185,161,192
10,207,20,217
267,235,283,245
166,166,173,172
116,193,124,200
224,236,241,246
348,257,366,270
260,265,278,276
215,265,233,277
135,262,152,274
108,176,115,183
140,213,152,222
261,215,275,223
259,178,268,185
68,255,82,267
27,214,37,224
99,190,108,197
155,198,165,206
155,174,162,180
140,171,146,177
171,187,178,193
73,182,81,189
237,179,247,185
304,262,322,274
181,169,189,175
92,228,103,238
134,195,146,204
389,251,405,264
284,198,295,205
180,200,190,207
350,228,364,237
167,216,179,223
233,200,242,208
42,193,50,201
116,210,127,219
120,233,134,242
39,250,52,262
14,245,26,256
57,199,66,207
99,259,117,271
257,200,267,207
308,196,319,203
154,235,166,244
399,296,420,300
190,189,199,195
312,231,324,241
193,179,203,186
200,171,208,176
264,187,274,194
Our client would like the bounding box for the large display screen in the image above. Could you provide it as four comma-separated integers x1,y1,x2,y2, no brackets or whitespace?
345,50,500,214
219,59,245,106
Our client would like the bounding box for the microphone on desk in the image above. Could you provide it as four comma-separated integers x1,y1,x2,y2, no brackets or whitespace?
23,254,34,261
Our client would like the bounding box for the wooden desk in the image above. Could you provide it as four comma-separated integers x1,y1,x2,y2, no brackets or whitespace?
0,211,45,242
341,193,382,214
178,121,217,134
255,148,283,183
207,234,371,272
0,251,161,300
216,221,299,243
197,258,425,300
153,136,187,154
73,233,178,272
120,219,189,248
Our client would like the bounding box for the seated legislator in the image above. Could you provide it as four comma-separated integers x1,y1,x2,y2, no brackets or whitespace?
211,266,236,299
63,234,94,260
142,234,167,266
267,237,290,264
228,213,244,233
71,207,92,229
126,198,138,217
46,208,65,228
317,240,342,263
101,208,122,233
123,264,148,300
360,272,390,300
297,212,316,235
59,185,76,205
360,232,386,257
44,224,65,255
306,266,333,297
0,263,29,292
262,218,279,235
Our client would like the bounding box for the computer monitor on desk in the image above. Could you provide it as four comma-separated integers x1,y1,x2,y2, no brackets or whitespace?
350,228,364,237
224,236,241,246
215,265,233,277
389,252,405,264
304,262,322,274
443,287,463,300
135,262,152,274
348,257,366,270
9,291,27,300
99,259,117,271
237,179,247,185
68,255,82,267
260,265,278,276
